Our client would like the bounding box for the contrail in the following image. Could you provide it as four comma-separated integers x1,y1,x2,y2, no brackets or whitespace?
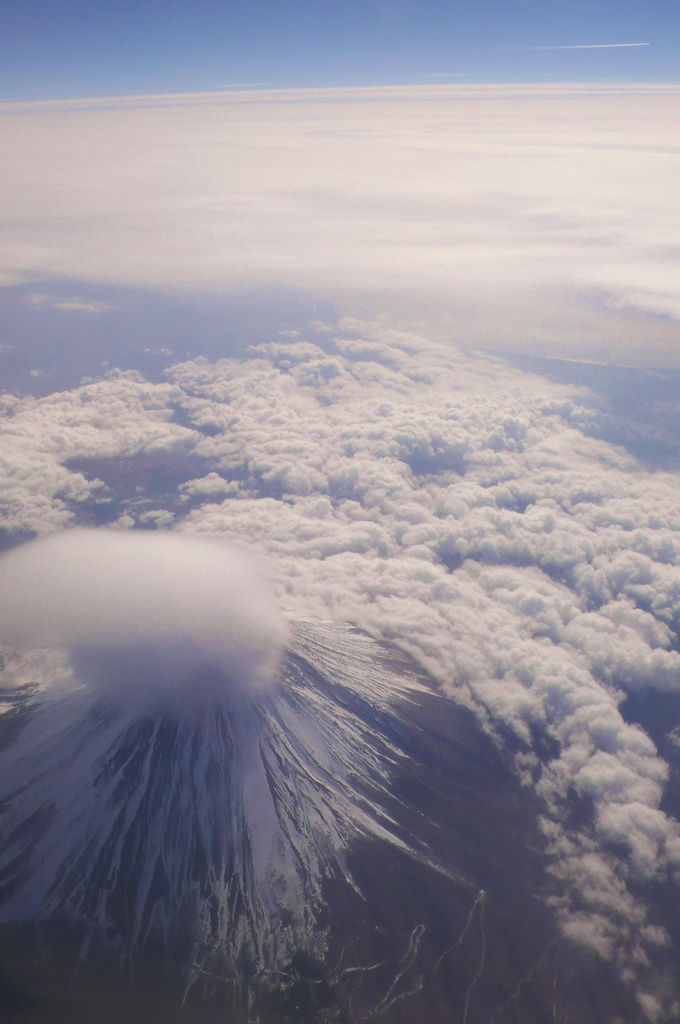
525,42,650,50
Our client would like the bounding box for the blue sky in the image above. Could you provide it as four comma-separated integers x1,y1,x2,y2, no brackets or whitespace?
2,0,677,100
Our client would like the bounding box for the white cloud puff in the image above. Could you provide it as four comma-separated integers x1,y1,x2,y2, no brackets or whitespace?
0,372,195,534
0,529,288,712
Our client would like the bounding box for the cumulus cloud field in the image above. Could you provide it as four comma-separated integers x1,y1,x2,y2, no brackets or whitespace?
2,318,680,1012
0,85,679,1018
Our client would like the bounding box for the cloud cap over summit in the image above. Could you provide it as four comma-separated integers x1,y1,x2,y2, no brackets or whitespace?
0,529,288,709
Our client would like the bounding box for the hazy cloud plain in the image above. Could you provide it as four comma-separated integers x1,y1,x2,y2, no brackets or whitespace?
1,84,679,365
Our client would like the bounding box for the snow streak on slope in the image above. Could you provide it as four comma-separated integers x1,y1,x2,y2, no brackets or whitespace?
0,622,438,972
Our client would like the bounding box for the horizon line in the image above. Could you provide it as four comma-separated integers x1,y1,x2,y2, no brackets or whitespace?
1,79,678,113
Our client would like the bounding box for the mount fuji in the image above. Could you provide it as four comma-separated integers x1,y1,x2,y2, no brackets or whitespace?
0,619,639,1024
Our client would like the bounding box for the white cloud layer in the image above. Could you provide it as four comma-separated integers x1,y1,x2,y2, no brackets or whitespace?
1,323,678,1018
1,84,679,364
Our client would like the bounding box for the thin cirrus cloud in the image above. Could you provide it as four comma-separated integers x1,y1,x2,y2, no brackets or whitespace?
0,83,678,366
523,42,651,49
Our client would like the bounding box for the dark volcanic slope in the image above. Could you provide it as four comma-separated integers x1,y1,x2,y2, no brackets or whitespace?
0,621,640,1023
